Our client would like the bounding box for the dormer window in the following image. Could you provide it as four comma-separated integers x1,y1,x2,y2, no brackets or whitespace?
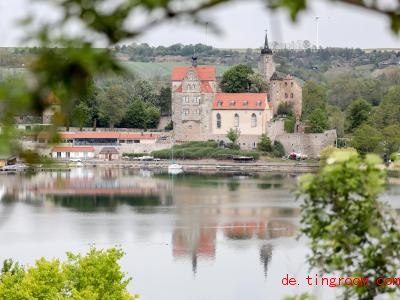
243,101,248,106
229,100,236,107
217,101,223,107
256,101,262,107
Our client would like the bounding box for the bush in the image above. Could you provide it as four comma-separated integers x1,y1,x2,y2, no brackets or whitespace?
257,134,272,152
390,152,399,162
150,141,260,160
0,247,136,299
164,120,173,131
284,116,295,133
122,152,148,157
272,141,285,157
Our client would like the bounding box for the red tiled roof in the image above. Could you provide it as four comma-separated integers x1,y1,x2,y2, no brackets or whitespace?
51,146,95,153
60,132,157,140
212,93,268,110
171,66,216,81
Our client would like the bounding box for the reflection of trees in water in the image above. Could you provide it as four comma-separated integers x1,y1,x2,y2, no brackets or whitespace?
259,244,273,278
0,194,16,229
257,183,283,189
50,195,162,213
227,180,240,191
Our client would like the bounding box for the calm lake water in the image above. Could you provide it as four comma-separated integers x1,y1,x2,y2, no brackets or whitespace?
1,168,400,300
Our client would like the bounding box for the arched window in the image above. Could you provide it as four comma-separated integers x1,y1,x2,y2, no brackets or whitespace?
216,113,221,128
234,113,239,127
251,113,257,127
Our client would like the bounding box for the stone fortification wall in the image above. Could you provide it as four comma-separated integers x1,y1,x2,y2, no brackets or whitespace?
276,130,337,158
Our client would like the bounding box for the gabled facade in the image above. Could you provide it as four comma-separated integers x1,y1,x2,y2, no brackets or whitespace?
171,61,217,141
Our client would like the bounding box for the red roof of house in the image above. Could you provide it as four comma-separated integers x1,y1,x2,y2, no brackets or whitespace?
212,93,269,110
171,66,216,81
60,132,157,140
51,146,95,153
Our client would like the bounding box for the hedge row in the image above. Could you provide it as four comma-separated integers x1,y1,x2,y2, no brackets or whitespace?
151,146,260,160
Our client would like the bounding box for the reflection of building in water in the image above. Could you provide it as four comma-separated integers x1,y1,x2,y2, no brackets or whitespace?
172,227,217,274
23,168,174,210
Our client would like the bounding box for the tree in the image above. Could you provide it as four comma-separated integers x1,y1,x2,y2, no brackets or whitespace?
257,134,272,152
272,140,285,157
71,102,90,130
98,85,128,129
305,108,329,133
145,105,161,128
346,98,372,132
0,247,136,300
351,124,382,155
220,64,254,93
382,124,400,154
121,100,147,128
299,150,400,300
372,85,400,129
158,86,171,116
302,81,328,118
226,128,240,145
248,73,268,93
327,105,345,138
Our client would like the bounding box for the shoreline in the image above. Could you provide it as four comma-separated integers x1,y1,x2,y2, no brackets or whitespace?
79,159,321,173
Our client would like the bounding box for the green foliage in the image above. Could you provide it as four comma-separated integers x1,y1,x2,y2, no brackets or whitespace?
272,140,285,157
302,81,327,119
119,99,160,129
284,293,313,300
284,115,296,133
277,102,293,116
98,84,129,128
0,247,136,300
151,141,260,160
220,64,254,93
164,120,173,131
298,150,400,300
226,128,240,145
248,73,269,92
257,134,272,152
346,98,372,132
122,152,148,157
305,108,329,133
372,85,400,129
145,105,161,128
390,152,399,162
382,125,400,154
351,124,382,155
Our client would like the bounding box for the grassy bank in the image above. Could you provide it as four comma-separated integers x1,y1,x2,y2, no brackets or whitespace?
150,141,261,160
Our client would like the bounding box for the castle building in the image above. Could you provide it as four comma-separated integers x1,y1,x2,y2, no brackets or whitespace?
171,32,303,149
259,30,303,118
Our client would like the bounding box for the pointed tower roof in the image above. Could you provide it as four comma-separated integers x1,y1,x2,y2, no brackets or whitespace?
261,29,272,55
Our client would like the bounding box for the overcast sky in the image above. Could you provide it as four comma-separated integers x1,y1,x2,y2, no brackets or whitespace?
0,0,399,48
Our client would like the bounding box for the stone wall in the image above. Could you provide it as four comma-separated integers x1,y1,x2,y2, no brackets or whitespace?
276,130,337,158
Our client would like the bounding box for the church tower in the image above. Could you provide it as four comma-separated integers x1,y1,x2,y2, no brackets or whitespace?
258,30,275,83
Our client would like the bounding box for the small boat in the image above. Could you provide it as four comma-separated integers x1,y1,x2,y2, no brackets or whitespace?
168,162,183,174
